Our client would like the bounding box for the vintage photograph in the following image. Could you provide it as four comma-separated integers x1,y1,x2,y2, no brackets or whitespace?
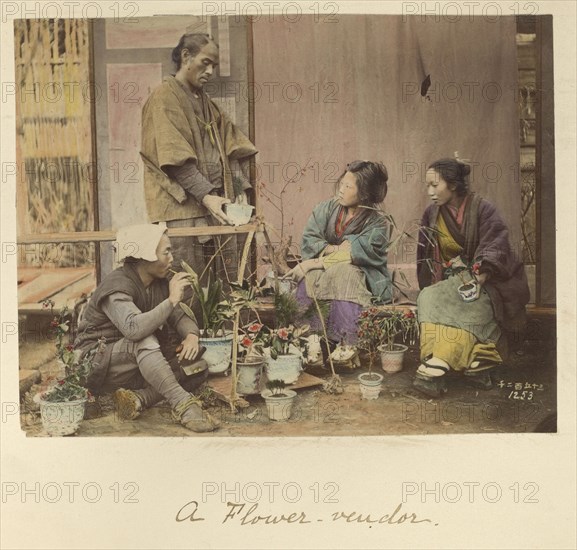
14,12,557,438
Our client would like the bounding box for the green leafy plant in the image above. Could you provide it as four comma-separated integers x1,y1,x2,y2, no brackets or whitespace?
356,307,419,373
265,379,288,397
238,322,267,360
39,303,101,403
264,324,310,360
442,256,482,286
177,261,234,338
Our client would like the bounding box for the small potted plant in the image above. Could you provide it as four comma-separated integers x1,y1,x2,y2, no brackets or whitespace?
235,322,267,395
177,261,235,374
373,307,419,373
261,379,297,421
35,306,102,436
262,324,310,385
355,308,385,399
443,257,483,302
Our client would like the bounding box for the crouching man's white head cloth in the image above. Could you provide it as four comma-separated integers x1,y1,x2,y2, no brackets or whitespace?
114,223,167,263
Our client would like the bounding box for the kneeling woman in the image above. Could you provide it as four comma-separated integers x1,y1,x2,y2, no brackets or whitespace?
415,158,530,397
285,160,393,344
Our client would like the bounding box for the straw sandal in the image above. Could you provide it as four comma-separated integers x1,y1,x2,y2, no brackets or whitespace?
113,388,143,421
172,395,220,433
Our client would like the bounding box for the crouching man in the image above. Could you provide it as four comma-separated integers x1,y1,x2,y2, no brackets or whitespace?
75,223,219,433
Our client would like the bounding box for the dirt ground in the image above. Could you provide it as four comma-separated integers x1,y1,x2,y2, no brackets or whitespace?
19,314,556,437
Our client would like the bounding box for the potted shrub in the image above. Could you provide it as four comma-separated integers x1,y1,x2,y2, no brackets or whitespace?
235,322,267,395
261,379,297,421
226,279,268,395
373,307,419,373
35,306,102,436
359,306,419,374
355,308,385,399
178,262,235,374
262,324,310,385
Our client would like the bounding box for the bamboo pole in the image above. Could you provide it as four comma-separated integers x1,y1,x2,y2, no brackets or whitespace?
228,230,256,412
18,224,259,244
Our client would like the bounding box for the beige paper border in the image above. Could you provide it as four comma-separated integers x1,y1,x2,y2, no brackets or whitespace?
1,1,575,548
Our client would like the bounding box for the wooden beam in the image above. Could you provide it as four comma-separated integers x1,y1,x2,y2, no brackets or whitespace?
17,224,260,244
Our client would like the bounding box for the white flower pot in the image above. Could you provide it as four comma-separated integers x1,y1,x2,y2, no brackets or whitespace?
458,281,479,302
200,334,233,374
265,353,303,385
261,389,297,421
39,398,87,436
378,344,408,374
236,359,265,395
358,372,384,400
225,203,254,226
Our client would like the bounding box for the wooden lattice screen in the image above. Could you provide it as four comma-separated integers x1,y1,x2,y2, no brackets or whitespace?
15,19,95,267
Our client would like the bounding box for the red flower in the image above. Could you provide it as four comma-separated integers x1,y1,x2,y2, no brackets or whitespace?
248,323,262,333
65,344,74,352
277,328,289,340
472,262,481,274
58,380,65,385
359,311,369,319
50,319,59,328
241,336,253,347
404,310,415,319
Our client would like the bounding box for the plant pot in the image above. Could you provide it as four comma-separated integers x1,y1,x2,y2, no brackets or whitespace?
224,203,254,226
261,389,297,421
357,372,384,400
236,358,265,395
458,282,478,302
265,271,296,295
39,398,87,436
265,353,303,385
378,343,408,374
200,334,233,374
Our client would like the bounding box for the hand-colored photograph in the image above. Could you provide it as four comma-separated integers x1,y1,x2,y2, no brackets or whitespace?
14,12,556,438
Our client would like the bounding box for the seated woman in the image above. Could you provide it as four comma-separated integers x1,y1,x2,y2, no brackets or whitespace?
74,224,220,433
285,160,393,344
415,157,530,397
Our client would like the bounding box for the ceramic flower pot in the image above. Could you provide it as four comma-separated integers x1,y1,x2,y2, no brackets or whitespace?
200,334,233,374
265,270,296,295
378,344,408,374
458,281,478,302
236,358,265,395
357,372,384,400
261,389,297,421
224,203,254,226
265,353,303,385
39,398,87,436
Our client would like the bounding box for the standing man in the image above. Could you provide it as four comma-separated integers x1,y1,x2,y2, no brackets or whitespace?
141,32,258,280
